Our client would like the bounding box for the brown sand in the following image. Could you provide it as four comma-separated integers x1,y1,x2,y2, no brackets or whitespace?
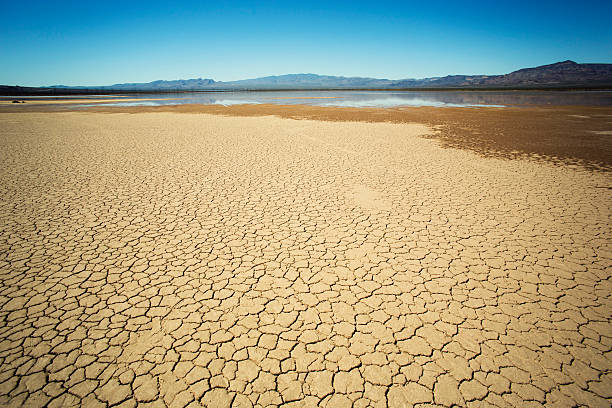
0,110,611,407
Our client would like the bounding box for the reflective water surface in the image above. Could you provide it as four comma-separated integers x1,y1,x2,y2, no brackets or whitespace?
7,90,612,108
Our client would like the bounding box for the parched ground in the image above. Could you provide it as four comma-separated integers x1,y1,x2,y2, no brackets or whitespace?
0,111,610,407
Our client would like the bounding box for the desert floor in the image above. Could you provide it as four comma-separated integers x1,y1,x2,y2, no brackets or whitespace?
0,109,611,407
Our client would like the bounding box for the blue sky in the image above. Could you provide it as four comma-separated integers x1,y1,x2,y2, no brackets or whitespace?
1,0,611,86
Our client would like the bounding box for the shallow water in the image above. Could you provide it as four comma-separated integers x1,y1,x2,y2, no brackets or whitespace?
7,90,612,108
94,91,510,108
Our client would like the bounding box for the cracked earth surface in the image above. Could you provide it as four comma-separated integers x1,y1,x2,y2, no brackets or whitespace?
0,112,611,407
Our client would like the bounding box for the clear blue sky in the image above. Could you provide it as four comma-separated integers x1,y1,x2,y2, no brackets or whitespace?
2,0,611,86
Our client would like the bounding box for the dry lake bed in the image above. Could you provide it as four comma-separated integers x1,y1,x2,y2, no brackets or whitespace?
0,105,611,407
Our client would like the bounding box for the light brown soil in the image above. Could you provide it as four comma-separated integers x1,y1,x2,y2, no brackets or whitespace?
9,102,608,171
0,111,611,407
5,102,612,171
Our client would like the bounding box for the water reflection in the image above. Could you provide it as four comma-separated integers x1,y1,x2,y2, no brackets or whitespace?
98,90,612,108
320,97,503,108
11,90,612,108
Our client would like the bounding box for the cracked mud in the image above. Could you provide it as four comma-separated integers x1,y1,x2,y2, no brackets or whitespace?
0,112,611,407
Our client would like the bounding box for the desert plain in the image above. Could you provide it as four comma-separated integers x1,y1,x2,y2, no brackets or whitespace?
0,104,611,407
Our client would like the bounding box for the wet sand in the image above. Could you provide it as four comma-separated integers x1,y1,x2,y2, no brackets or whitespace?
0,108,611,407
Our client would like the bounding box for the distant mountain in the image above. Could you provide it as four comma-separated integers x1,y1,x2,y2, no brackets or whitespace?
50,74,396,90
104,78,216,90
390,75,491,88
419,61,612,87
219,74,395,89
474,60,612,87
3,61,612,95
94,61,612,89
89,61,612,90
387,61,612,88
48,78,217,91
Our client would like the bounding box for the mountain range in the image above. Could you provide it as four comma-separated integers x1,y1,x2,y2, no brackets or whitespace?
3,61,612,94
